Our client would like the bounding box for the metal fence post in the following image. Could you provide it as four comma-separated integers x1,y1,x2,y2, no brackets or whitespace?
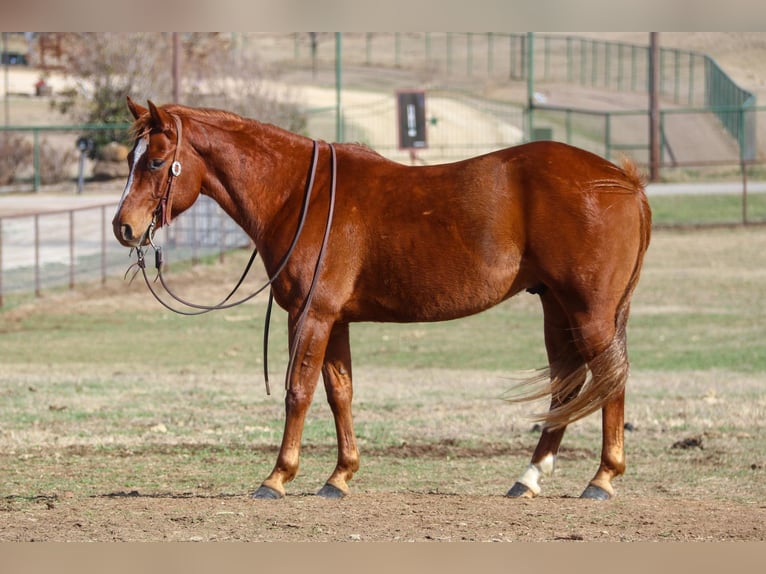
101,205,107,284
688,55,695,105
631,45,638,92
605,113,612,160
617,43,625,90
192,203,199,265
741,159,748,225
487,33,493,77
591,41,598,86
0,218,4,307
365,33,372,66
604,42,612,89
466,33,473,77
69,211,75,289
33,129,40,192
509,35,516,80
34,214,40,297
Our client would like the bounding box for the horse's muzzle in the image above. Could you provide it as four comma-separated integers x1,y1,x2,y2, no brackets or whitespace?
113,219,151,248
119,223,136,243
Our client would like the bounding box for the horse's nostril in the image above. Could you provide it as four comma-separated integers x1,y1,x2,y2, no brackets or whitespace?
121,224,134,241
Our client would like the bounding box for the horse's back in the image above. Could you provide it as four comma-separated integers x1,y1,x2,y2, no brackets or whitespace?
336,140,648,323
499,140,643,195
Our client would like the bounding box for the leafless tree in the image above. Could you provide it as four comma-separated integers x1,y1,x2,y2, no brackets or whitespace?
52,33,305,154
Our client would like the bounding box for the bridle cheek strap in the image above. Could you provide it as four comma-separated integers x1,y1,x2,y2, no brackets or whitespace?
157,114,184,227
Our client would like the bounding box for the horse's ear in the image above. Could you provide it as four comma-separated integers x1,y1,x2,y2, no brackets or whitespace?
126,96,147,120
147,100,174,135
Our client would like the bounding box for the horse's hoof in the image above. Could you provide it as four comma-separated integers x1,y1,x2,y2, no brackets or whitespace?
316,483,347,499
506,482,535,498
251,485,283,500
580,484,611,500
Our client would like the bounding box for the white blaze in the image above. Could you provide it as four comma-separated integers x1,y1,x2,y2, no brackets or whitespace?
116,137,148,215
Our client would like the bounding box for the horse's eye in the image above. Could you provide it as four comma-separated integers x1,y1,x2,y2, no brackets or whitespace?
149,158,165,170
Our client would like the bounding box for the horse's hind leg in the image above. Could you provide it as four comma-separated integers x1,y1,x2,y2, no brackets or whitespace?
563,302,629,500
507,292,587,498
317,322,360,499
581,388,625,499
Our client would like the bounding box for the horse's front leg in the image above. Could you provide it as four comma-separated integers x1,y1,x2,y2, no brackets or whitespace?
317,322,359,498
252,315,332,499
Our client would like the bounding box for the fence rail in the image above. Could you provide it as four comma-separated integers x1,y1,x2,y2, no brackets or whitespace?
529,103,766,166
0,195,250,306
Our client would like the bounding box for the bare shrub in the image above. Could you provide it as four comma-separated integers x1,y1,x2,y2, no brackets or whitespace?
52,33,306,149
50,33,172,155
0,132,33,185
38,139,78,184
182,34,306,132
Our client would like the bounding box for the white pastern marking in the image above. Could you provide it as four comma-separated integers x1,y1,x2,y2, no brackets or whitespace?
538,453,556,476
516,454,557,495
116,137,148,215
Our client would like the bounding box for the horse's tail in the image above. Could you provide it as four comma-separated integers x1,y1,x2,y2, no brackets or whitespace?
508,157,652,428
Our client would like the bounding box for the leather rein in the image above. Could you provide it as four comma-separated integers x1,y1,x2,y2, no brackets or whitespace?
129,118,337,396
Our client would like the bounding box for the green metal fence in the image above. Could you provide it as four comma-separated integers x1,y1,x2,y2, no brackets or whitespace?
705,57,758,160
284,33,750,102
529,104,766,166
2,33,759,187
281,33,757,162
303,89,526,164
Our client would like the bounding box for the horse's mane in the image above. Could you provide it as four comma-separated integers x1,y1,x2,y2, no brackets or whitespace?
129,105,251,139
129,103,387,162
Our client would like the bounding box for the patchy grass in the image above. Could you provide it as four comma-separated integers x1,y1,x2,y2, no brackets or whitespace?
649,192,766,226
1,227,765,508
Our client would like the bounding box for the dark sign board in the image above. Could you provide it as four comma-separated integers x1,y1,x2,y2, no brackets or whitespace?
397,90,427,149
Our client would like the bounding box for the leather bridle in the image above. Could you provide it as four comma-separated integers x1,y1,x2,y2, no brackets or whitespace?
128,125,337,396
158,114,184,228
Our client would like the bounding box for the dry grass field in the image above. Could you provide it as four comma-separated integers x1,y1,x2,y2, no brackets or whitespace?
1,225,764,542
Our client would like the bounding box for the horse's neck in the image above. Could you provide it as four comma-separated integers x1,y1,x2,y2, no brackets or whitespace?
195,120,314,262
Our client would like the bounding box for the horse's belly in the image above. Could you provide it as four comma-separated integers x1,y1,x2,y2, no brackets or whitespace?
352,257,524,323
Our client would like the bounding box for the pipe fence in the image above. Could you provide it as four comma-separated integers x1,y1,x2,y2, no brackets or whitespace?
0,195,250,307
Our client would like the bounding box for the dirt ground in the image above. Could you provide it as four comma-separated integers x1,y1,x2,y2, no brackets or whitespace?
3,491,764,542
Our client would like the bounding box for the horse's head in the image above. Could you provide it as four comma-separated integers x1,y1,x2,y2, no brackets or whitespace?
112,96,203,247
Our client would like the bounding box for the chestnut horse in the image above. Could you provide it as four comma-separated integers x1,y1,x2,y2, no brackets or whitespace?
113,97,651,501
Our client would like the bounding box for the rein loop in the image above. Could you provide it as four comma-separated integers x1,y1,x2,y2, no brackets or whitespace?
129,139,336,396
